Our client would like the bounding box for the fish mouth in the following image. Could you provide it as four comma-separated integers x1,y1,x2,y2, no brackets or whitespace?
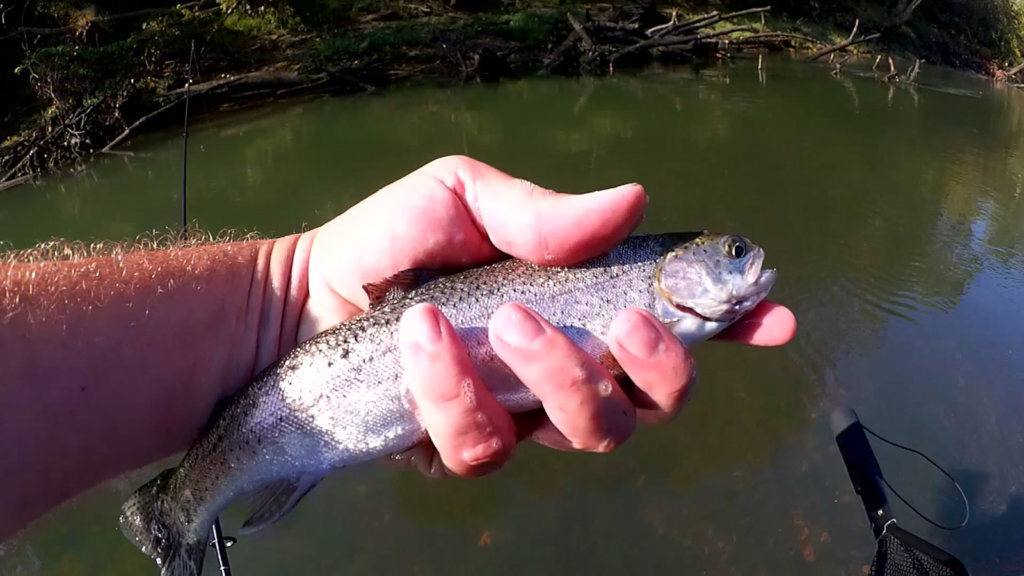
671,268,777,322
743,247,776,301
737,268,778,308
753,268,778,294
673,302,713,321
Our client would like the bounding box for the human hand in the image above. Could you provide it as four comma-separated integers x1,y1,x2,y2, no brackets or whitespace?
300,155,797,477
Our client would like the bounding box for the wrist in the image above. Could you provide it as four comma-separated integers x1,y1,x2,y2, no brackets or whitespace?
241,230,317,396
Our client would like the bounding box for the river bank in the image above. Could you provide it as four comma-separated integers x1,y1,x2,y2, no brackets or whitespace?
2,0,1022,192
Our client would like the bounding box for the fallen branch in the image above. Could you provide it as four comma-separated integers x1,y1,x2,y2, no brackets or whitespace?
276,77,330,96
645,8,679,37
0,175,35,194
806,18,880,61
905,58,922,82
542,29,579,73
846,18,860,43
1005,62,1024,79
101,96,186,153
672,6,770,37
566,12,594,50
650,25,758,49
831,55,850,76
730,32,826,45
885,55,899,81
612,15,759,61
1,98,103,185
660,11,718,37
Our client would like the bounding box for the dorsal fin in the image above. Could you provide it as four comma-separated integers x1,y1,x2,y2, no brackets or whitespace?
362,268,439,308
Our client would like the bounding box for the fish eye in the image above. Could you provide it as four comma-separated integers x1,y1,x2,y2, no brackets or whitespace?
726,237,746,259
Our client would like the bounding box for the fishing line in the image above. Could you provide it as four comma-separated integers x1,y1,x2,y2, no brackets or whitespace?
861,424,970,531
181,39,198,235
180,37,236,573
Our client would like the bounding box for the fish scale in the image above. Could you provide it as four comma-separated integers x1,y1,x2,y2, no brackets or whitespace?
119,231,777,576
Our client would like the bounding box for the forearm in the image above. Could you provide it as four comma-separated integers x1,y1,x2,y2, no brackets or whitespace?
0,231,314,540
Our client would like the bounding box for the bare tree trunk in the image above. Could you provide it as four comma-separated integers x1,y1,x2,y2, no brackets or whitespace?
894,0,924,24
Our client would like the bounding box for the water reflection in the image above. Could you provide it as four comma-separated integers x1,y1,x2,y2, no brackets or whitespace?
2,55,1024,575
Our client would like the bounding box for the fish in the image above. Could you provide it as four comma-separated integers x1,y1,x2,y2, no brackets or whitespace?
118,231,777,576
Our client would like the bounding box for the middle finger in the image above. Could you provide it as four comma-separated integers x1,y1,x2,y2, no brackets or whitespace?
488,302,636,453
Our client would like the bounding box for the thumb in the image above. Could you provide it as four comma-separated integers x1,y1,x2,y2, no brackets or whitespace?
421,155,648,265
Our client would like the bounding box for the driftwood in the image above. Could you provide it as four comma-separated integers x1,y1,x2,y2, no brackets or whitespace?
871,55,922,83
730,32,826,46
566,12,594,50
645,9,680,37
0,175,35,194
542,29,580,73
831,55,850,76
607,6,769,63
905,58,922,82
538,6,780,73
1004,62,1024,79
653,11,718,38
647,25,757,50
806,19,880,61
101,96,187,153
648,6,770,40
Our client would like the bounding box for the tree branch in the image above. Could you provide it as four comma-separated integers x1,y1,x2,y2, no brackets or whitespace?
806,20,880,62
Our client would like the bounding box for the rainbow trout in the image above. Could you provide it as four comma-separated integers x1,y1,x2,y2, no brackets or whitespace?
119,232,777,575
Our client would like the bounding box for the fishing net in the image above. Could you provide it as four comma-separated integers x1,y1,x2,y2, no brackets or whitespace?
831,407,972,576
869,522,969,576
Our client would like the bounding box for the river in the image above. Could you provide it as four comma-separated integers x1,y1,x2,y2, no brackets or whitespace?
2,55,1023,575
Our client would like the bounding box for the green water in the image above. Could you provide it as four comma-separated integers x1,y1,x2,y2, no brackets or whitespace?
2,55,1024,575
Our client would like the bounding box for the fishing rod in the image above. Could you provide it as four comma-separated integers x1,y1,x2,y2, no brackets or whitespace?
180,38,237,574
211,518,234,576
181,39,193,235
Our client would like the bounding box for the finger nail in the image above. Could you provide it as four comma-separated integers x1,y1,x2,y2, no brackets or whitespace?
494,304,546,348
616,313,665,360
406,305,443,350
601,182,641,193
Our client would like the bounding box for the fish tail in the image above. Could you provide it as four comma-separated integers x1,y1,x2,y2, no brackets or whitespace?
119,468,209,576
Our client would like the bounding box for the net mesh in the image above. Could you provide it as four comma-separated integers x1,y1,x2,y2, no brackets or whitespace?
869,525,969,576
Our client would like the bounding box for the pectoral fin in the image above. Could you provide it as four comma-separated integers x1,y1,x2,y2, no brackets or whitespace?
240,472,325,534
383,441,451,478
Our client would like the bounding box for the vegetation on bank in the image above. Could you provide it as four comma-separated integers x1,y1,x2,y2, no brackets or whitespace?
2,0,1024,189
